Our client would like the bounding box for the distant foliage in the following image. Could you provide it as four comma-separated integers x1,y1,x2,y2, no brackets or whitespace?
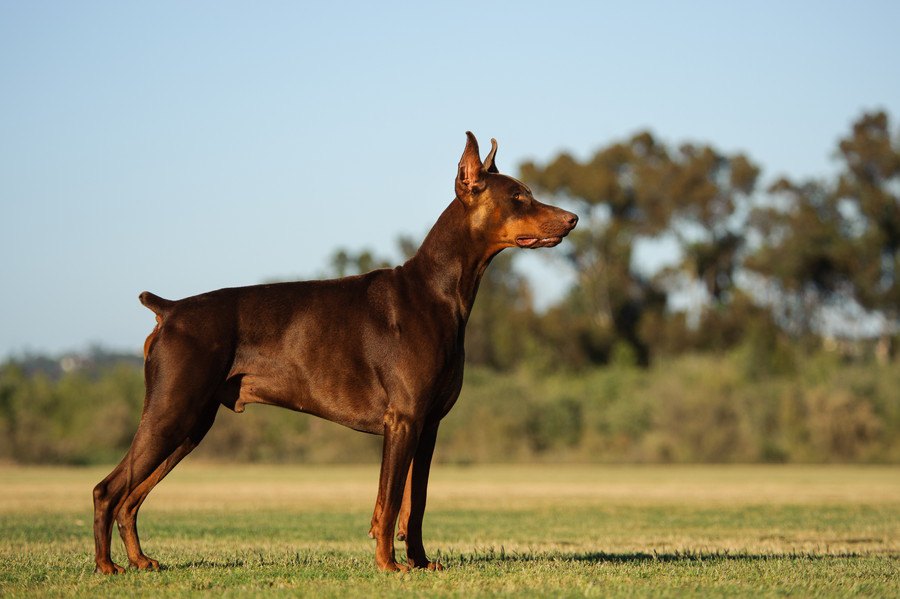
441,351,900,464
1,349,897,465
0,359,143,464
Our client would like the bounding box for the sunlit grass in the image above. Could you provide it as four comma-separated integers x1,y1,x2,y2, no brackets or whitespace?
0,464,898,597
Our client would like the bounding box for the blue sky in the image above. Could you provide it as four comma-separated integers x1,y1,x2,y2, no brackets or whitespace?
1,1,899,358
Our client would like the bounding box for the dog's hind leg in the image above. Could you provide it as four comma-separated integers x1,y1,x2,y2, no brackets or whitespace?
93,399,217,574
116,401,219,570
92,460,130,574
93,334,227,575
92,413,192,575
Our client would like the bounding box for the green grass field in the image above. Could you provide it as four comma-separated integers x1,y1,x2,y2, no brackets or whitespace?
1,464,898,597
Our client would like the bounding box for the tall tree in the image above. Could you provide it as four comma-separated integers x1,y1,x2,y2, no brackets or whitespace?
834,111,900,357
662,144,759,306
745,111,899,351
520,132,670,365
521,132,761,361
744,178,857,337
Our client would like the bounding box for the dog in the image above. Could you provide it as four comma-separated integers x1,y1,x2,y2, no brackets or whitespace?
92,132,577,574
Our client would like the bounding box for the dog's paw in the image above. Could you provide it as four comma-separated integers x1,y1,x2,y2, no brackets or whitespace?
408,556,443,571
130,555,160,571
95,561,126,575
377,559,411,573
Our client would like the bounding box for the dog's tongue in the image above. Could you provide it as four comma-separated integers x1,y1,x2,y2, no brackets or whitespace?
517,238,538,247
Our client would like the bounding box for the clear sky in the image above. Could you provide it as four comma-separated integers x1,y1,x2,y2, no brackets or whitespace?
1,1,899,358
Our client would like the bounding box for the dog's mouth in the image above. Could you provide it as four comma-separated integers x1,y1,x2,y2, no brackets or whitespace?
515,236,564,248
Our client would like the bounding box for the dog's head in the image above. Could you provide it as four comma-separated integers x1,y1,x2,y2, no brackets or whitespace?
455,132,577,250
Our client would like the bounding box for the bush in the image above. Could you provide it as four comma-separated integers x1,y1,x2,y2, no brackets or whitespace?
1,349,897,465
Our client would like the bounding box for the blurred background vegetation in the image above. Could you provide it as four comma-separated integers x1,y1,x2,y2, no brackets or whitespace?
1,111,897,465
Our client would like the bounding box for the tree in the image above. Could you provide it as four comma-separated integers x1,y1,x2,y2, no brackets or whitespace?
328,248,391,277
661,144,759,306
744,178,857,337
834,111,900,358
744,111,899,353
520,132,671,365
521,132,762,362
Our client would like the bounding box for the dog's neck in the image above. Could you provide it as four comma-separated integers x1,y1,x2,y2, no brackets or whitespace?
403,198,500,323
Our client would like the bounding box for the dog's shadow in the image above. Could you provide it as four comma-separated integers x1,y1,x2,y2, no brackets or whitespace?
446,549,868,566
166,549,868,572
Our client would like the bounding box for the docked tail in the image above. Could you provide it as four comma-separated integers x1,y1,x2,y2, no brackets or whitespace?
139,291,173,360
139,291,175,316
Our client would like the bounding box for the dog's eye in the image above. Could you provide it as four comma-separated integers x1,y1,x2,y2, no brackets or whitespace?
512,192,523,202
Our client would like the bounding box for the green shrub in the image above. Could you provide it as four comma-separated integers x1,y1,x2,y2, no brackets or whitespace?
1,349,897,465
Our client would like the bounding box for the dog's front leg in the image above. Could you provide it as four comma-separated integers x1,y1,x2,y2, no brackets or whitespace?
372,411,421,572
402,424,442,570
395,467,413,541
370,466,411,542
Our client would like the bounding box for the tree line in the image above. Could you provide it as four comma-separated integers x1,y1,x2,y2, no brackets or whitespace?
1,348,896,464
0,110,896,465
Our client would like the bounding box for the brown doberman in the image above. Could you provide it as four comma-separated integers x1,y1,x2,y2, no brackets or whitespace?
92,132,577,574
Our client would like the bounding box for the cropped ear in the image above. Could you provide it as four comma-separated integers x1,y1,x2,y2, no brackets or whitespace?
483,138,499,174
455,131,486,201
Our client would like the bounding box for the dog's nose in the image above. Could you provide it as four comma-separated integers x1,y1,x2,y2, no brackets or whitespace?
565,212,578,228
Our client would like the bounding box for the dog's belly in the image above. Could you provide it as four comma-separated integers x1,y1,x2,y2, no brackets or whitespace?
219,366,388,435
